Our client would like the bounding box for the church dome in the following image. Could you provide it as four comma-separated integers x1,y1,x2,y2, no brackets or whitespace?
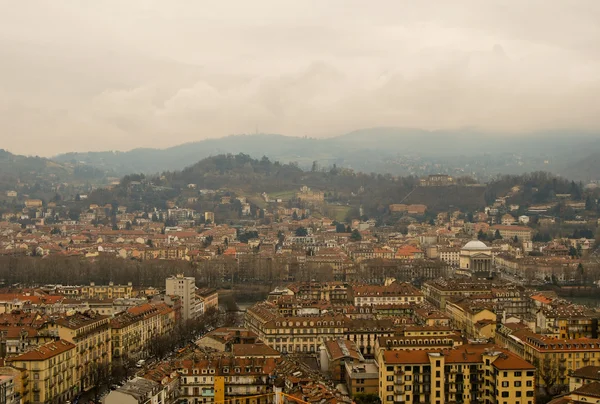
462,240,491,250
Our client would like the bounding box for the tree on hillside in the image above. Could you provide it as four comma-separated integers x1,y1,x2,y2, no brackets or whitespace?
295,227,308,237
494,229,502,240
350,229,362,241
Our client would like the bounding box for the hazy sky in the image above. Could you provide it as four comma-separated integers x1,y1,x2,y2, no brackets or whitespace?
1,1,600,156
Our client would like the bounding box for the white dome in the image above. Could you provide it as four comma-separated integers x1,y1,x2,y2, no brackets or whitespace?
462,240,491,250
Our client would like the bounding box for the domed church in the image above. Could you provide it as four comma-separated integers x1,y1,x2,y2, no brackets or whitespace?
458,240,493,278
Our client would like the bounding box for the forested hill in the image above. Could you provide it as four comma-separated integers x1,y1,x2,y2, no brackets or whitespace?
0,149,107,191
85,154,594,218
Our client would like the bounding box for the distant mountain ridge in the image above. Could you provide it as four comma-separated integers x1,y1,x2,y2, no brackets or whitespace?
52,128,600,180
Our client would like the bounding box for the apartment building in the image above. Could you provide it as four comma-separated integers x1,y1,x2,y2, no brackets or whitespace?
105,376,174,404
245,302,349,354
422,279,514,310
345,361,379,397
345,318,396,357
569,365,600,392
81,282,133,299
536,304,600,339
353,282,423,306
444,298,497,340
490,225,532,242
42,311,111,392
110,303,175,361
178,356,279,404
197,288,219,314
7,340,76,404
378,345,535,404
286,282,351,303
374,326,463,355
0,375,18,404
438,247,460,267
166,275,197,321
497,327,600,387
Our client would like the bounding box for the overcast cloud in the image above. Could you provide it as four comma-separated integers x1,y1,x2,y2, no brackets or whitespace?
1,0,599,156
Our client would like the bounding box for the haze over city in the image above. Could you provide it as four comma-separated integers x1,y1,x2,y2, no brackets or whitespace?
2,0,600,156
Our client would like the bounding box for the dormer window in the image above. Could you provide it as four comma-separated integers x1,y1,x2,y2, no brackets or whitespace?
223,368,229,373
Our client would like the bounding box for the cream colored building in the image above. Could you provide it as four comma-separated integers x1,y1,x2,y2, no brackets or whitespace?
166,274,197,321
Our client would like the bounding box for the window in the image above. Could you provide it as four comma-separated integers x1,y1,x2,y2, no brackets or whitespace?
502,382,509,388
387,376,394,382
516,391,522,397
386,396,393,402
526,381,533,387
526,391,534,397
502,392,509,398
515,372,522,377
515,381,521,387
386,386,393,392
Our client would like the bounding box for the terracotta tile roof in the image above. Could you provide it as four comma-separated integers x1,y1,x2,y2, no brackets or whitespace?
324,339,362,361
572,366,600,381
573,381,600,398
8,339,74,361
232,344,281,358
383,349,430,364
491,351,535,370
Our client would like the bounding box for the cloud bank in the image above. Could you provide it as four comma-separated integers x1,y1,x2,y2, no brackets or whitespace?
0,0,599,156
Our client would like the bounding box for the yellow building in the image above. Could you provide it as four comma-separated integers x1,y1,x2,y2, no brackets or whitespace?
178,356,279,404
444,298,497,340
502,330,600,388
245,302,348,354
375,326,463,355
43,311,111,392
378,344,535,404
7,339,77,404
81,281,133,299
110,303,175,361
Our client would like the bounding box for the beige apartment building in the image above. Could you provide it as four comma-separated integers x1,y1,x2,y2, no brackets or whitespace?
166,274,197,321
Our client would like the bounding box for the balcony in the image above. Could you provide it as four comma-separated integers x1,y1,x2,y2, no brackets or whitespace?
583,357,590,362
394,379,405,385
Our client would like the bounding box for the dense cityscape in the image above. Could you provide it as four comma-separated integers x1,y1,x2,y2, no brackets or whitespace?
2,2,600,404
0,162,599,404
